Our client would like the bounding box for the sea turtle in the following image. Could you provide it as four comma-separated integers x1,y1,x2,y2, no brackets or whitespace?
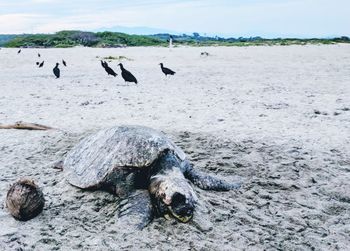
63,125,240,229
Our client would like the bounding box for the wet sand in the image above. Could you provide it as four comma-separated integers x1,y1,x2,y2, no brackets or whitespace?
0,45,350,250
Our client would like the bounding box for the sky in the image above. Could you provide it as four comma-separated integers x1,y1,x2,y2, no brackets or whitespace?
0,0,349,38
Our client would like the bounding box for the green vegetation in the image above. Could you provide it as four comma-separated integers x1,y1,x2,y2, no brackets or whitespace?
100,55,133,61
3,30,165,48
0,34,27,46
1,30,349,48
149,33,350,46
96,31,163,47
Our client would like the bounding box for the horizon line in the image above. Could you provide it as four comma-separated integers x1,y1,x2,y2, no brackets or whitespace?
0,30,349,40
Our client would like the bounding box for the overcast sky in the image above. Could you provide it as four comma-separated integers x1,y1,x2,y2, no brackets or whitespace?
0,0,349,37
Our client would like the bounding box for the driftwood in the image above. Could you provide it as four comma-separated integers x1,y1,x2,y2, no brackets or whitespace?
0,121,54,130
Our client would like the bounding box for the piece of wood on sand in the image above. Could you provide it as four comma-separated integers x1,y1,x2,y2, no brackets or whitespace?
0,121,54,130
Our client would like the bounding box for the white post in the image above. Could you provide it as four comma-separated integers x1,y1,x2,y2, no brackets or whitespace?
169,36,173,49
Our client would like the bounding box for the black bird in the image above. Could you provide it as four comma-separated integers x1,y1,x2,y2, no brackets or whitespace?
38,53,41,57
62,59,67,67
36,62,40,65
17,49,21,54
159,63,176,76
100,60,108,68
53,63,60,78
38,61,44,68
118,63,137,84
105,65,117,77
101,61,117,77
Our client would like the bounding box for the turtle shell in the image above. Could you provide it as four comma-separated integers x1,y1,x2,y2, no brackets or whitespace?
63,125,186,189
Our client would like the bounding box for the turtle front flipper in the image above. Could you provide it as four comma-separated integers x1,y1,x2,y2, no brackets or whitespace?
182,161,241,191
117,190,153,230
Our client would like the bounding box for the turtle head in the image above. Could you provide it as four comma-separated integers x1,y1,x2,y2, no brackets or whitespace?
149,168,197,223
168,191,195,222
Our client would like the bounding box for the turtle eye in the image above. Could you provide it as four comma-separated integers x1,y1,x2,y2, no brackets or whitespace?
171,192,186,205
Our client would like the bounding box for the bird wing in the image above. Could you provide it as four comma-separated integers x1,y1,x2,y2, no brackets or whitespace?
164,67,175,74
124,70,137,83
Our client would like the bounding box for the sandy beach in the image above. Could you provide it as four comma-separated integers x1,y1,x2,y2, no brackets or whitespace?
0,45,350,250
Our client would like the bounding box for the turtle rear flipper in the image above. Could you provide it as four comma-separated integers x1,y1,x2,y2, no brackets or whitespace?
117,190,153,230
182,161,241,191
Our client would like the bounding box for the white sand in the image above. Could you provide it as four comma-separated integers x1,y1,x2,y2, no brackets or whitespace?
0,45,349,250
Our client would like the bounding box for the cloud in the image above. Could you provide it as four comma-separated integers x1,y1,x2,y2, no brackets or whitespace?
0,13,47,33
0,0,349,37
31,0,58,3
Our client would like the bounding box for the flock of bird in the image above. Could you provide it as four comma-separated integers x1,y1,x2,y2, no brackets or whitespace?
18,49,66,78
99,60,176,84
17,49,176,84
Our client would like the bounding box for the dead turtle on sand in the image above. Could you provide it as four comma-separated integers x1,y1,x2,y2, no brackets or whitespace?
63,125,240,229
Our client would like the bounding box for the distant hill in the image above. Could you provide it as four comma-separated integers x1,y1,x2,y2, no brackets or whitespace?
1,30,349,48
0,34,28,46
3,30,165,48
93,26,178,35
